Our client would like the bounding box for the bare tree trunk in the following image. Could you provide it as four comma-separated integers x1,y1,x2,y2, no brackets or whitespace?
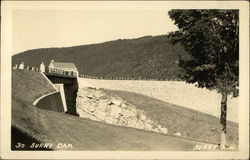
220,91,227,149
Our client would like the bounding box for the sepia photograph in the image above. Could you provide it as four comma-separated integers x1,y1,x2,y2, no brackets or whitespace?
1,1,249,159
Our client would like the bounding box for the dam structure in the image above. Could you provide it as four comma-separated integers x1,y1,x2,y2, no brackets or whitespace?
15,61,79,116
43,60,79,115
43,69,78,115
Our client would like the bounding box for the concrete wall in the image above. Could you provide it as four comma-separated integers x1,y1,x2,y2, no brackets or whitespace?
43,74,79,116
78,78,239,123
54,84,67,112
36,92,65,112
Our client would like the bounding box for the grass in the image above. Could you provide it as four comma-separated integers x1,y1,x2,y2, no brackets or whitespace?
12,98,210,151
102,89,238,147
12,69,56,104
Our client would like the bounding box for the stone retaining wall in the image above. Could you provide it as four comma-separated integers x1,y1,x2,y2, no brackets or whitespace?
76,88,168,134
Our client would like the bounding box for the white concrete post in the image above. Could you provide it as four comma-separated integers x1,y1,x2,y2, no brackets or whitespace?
40,61,45,72
19,62,24,69
13,64,18,69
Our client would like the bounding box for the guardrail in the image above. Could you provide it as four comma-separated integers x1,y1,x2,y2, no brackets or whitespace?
13,65,40,72
45,67,77,77
78,74,183,81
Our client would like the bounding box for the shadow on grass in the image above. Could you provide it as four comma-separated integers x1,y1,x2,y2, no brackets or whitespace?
11,126,53,151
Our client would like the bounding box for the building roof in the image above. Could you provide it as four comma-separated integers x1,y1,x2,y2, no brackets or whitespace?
51,62,78,71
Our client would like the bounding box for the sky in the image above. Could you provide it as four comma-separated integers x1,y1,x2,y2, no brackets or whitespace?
12,9,178,55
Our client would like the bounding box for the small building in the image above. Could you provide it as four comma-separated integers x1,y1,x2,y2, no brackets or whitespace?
48,60,79,77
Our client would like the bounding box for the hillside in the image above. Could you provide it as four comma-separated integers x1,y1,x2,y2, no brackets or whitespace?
11,69,211,151
12,35,187,79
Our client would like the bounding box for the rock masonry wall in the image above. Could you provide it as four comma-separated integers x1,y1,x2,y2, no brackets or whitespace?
76,88,168,134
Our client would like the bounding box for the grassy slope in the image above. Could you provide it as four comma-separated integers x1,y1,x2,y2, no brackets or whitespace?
12,35,187,79
13,100,210,151
12,70,211,151
102,89,238,146
12,69,56,104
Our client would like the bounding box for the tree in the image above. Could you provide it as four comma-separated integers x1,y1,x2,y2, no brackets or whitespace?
168,9,239,149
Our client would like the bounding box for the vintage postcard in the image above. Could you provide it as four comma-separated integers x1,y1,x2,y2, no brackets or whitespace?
1,1,249,159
